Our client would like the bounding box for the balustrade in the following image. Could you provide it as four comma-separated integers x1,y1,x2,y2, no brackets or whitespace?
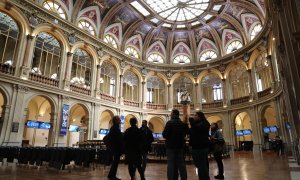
70,84,91,95
124,99,139,107
0,63,15,75
29,73,59,87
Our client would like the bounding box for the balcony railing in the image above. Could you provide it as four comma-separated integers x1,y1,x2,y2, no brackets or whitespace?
258,88,272,98
146,103,166,110
100,93,116,102
70,84,91,95
230,96,250,105
29,73,59,87
173,104,194,110
0,63,15,75
202,101,223,109
124,99,139,107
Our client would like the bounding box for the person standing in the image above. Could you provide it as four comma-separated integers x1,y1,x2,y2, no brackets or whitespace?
107,116,124,180
124,117,145,180
189,111,211,180
211,123,225,179
140,120,154,172
162,109,189,180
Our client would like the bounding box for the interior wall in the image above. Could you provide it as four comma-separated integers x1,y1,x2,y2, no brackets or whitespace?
99,110,113,139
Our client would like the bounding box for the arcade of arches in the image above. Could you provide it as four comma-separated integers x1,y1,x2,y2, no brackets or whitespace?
0,0,300,165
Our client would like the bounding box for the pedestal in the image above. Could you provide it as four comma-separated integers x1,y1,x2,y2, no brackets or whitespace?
182,104,190,122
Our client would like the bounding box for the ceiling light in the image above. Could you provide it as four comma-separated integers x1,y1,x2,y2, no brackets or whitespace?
130,1,150,16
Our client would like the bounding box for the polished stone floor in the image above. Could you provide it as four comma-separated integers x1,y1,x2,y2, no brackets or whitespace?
0,152,292,180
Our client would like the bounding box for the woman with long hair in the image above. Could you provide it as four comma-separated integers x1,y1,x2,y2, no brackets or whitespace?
211,123,225,179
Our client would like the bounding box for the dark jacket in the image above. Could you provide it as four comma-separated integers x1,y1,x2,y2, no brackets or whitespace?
189,118,211,149
108,124,124,155
140,126,154,153
162,117,189,149
124,126,143,164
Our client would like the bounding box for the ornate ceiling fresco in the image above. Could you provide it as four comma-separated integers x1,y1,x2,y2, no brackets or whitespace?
38,0,266,65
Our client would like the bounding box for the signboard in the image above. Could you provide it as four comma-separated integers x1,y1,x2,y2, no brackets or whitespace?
60,104,69,136
11,122,19,132
99,129,110,135
26,120,40,128
120,114,125,132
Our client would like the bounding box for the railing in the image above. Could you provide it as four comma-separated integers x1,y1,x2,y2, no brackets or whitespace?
70,84,91,95
100,93,116,102
173,104,194,110
146,103,166,110
124,99,139,107
29,73,59,87
202,101,223,109
0,63,15,75
258,87,272,98
230,96,250,105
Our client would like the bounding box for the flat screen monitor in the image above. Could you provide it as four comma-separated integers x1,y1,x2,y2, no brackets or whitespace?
269,126,278,133
99,129,109,135
26,120,40,129
69,125,79,132
236,130,244,136
263,127,270,133
243,129,252,135
39,122,51,129
153,133,162,138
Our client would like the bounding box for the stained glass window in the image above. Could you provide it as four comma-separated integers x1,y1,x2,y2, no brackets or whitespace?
173,55,190,64
200,50,217,61
78,20,95,36
43,0,66,19
125,46,139,59
250,24,262,40
104,35,118,48
226,40,242,54
147,53,164,63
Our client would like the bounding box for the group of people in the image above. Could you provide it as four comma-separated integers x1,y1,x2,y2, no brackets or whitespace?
104,109,225,180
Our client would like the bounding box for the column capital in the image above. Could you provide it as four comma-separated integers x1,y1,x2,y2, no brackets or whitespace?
194,83,199,86
97,64,101,69
27,34,34,40
67,52,73,57
167,84,172,87
142,81,146,85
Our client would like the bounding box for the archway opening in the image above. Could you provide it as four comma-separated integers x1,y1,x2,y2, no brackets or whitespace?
207,115,223,129
261,106,278,149
0,90,6,138
149,117,165,140
68,104,89,147
235,112,253,150
99,110,114,139
124,114,136,131
24,96,54,147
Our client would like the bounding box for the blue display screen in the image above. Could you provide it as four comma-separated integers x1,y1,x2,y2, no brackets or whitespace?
243,129,252,135
263,127,270,133
26,121,40,128
269,126,278,133
99,129,109,135
69,125,79,132
236,130,244,136
39,122,51,129
153,133,162,138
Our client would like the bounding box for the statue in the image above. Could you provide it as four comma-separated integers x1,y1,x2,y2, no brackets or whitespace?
180,88,191,105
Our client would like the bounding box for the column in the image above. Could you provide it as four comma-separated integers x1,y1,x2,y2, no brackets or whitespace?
194,83,200,110
119,75,124,104
95,64,101,98
199,83,203,110
167,84,172,110
141,81,146,109
247,69,255,100
222,79,227,107
0,105,11,145
48,112,57,146
267,56,276,90
20,35,34,79
63,52,73,90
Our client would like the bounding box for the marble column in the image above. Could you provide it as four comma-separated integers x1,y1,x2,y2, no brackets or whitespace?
95,64,101,98
141,81,146,109
20,35,34,79
247,69,255,100
48,112,57,146
63,52,73,90
194,83,200,110
167,84,172,110
267,56,276,90
119,75,124,104
222,79,227,107
0,105,11,145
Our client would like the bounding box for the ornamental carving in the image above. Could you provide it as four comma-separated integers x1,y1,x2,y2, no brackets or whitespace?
16,85,29,93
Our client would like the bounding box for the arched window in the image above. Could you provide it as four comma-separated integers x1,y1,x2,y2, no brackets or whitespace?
78,20,95,36
123,71,139,101
229,65,249,99
250,24,262,40
173,55,190,64
71,49,92,89
226,40,242,54
200,50,217,62
100,61,116,96
146,76,165,104
0,12,19,66
43,0,67,19
147,53,164,63
104,35,118,48
255,53,272,92
201,74,222,103
31,32,61,79
125,46,139,59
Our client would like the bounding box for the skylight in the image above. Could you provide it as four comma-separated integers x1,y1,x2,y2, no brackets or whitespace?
131,1,151,16
143,0,210,22
213,5,222,11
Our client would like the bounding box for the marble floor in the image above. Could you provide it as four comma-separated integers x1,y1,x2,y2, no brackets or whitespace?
0,152,292,180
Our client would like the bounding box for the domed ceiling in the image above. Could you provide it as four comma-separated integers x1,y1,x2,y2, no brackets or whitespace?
41,0,266,64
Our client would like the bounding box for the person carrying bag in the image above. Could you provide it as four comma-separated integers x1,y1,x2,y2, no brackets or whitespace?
211,123,225,179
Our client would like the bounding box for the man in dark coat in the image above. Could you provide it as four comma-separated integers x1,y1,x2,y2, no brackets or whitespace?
124,117,145,180
107,116,124,180
162,109,189,180
140,120,154,172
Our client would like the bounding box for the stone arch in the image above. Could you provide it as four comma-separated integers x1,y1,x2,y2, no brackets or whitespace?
144,71,168,85
100,55,121,74
233,111,253,149
207,115,223,129
122,65,143,82
170,72,195,85
124,113,139,131
224,60,248,79
197,69,223,84
149,116,165,133
71,42,98,65
104,23,122,47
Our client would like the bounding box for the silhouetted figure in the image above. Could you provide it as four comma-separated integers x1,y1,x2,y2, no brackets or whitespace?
140,120,154,172
107,116,124,180
211,123,225,179
124,117,145,180
189,111,211,180
163,109,189,180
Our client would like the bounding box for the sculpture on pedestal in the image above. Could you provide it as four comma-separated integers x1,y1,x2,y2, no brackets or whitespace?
180,87,191,105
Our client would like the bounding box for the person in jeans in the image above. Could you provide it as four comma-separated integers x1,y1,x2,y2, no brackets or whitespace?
124,117,145,180
211,123,225,179
162,109,189,180
107,116,124,180
140,120,154,172
189,111,211,180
